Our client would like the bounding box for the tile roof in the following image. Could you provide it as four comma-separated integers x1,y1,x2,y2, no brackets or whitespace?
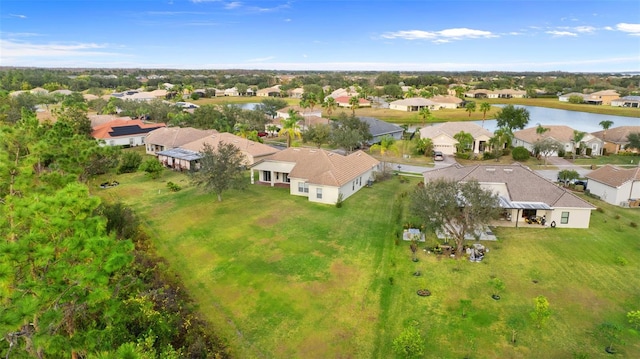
390,98,437,106
145,127,218,148
181,132,279,158
514,125,597,144
358,117,404,137
422,164,595,209
89,114,133,128
586,164,640,187
419,122,493,140
261,147,379,187
430,95,463,104
591,126,640,144
334,96,370,105
91,119,166,139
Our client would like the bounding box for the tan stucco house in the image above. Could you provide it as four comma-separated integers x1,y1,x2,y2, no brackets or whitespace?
513,125,604,156
422,164,595,229
251,147,380,204
389,98,437,112
419,122,493,155
590,126,640,155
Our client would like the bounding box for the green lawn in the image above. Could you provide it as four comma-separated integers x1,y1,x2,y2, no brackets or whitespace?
94,171,640,358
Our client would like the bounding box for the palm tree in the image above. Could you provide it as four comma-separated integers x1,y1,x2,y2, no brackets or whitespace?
535,123,550,138
279,109,302,147
572,130,586,160
465,101,477,117
322,97,337,117
419,107,431,127
599,120,614,142
349,96,360,115
479,102,491,128
488,128,513,161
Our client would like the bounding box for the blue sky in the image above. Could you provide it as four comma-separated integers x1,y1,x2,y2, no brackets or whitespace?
1,0,639,72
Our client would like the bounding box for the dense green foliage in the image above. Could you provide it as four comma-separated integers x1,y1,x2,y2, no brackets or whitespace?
511,146,530,161
0,113,228,358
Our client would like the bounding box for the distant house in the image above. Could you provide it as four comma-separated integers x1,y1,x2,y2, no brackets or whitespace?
389,98,437,112
276,106,322,119
358,117,404,144
430,95,464,109
610,96,640,108
513,125,603,156
145,127,218,155
224,87,239,97
464,89,526,99
422,164,596,228
559,90,620,105
92,119,166,147
419,122,493,155
250,147,380,204
586,165,640,207
257,86,281,97
289,87,305,98
334,96,371,108
591,126,640,154
583,90,619,105
326,86,359,100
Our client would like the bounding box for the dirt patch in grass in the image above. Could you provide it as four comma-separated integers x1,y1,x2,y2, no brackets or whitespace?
298,334,330,359
265,252,283,263
255,213,281,227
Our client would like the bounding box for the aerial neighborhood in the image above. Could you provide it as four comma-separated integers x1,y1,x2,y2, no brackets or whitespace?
2,68,639,358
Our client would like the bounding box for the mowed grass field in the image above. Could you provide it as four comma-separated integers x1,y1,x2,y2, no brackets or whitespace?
94,171,640,358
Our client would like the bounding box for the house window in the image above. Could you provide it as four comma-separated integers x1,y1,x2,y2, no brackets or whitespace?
263,171,271,182
276,173,279,180
352,181,355,190
522,209,536,218
283,173,290,183
298,182,308,193
316,188,322,199
561,211,570,224
129,138,135,145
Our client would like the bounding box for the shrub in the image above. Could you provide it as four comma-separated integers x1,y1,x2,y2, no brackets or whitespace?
615,256,628,266
596,207,604,213
631,222,638,228
335,193,344,208
139,158,164,179
512,146,530,161
117,151,142,174
557,148,566,157
455,152,472,160
167,181,182,192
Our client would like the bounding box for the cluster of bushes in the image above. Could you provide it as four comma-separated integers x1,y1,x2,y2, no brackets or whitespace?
167,181,182,192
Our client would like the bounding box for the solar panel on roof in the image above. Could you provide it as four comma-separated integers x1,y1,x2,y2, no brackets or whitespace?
109,125,159,137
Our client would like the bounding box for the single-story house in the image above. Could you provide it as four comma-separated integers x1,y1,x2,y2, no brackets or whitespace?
464,89,526,99
585,165,640,207
513,125,603,156
611,96,640,108
422,164,596,228
559,90,620,105
224,87,239,97
145,127,218,155
419,122,493,155
180,132,279,167
590,126,640,155
289,87,305,98
325,86,359,100
430,95,464,109
257,86,281,97
335,96,371,108
389,98,437,112
358,117,404,145
276,106,322,119
92,119,166,147
250,147,380,204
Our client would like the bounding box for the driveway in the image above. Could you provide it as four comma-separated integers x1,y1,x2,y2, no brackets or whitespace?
535,156,591,181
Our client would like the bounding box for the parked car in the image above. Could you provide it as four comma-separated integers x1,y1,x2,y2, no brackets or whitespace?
433,151,444,161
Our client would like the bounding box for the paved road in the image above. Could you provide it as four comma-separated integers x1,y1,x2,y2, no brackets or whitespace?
535,156,591,181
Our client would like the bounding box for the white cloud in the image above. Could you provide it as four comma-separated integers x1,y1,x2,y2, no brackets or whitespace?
225,2,242,10
381,28,497,42
617,23,640,36
573,26,595,33
10,14,27,19
0,39,126,60
546,30,577,37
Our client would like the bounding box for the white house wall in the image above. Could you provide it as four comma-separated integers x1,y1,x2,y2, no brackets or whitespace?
102,135,146,147
548,207,592,229
588,180,639,206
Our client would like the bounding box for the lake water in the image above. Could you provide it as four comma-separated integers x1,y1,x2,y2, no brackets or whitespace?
472,105,639,133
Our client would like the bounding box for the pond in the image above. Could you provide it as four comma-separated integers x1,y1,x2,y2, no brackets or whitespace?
473,105,639,133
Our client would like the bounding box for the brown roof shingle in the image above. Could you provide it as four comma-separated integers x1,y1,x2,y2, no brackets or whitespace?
586,164,640,187
423,164,595,208
145,127,218,148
